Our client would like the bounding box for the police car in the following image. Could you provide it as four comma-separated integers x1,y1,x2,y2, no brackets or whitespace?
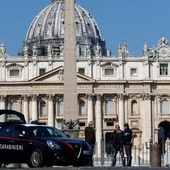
0,110,91,167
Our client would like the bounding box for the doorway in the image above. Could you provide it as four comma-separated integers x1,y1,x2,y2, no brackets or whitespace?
158,121,170,153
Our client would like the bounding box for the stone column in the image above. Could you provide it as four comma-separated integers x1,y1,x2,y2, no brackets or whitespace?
118,94,125,129
31,94,38,121
124,96,128,122
55,96,61,129
86,94,93,123
0,95,6,122
23,95,29,123
0,95,6,109
95,94,102,159
141,94,152,144
47,94,54,127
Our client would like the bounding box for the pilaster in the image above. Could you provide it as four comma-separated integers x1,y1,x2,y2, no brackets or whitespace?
47,94,54,126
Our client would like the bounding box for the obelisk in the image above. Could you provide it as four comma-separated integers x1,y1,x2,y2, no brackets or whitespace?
63,0,78,128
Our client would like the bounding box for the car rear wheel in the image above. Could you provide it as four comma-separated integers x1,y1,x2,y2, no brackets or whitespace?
27,149,44,168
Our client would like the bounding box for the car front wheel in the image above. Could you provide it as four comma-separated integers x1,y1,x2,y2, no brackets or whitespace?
28,149,44,168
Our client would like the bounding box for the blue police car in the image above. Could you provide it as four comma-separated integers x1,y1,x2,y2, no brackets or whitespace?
0,110,91,167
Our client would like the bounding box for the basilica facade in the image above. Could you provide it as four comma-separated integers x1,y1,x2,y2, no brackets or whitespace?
0,0,170,157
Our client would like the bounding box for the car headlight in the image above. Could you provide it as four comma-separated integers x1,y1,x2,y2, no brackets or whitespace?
47,140,61,150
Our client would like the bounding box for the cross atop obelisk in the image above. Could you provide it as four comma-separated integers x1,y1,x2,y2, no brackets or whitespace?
63,0,78,122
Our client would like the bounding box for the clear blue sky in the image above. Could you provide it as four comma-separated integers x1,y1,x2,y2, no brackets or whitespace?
0,0,170,56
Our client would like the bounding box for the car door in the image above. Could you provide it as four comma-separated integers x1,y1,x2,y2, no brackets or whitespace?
8,125,29,163
0,125,14,163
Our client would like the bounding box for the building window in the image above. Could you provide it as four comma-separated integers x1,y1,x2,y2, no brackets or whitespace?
58,100,64,115
130,68,137,76
105,99,114,115
160,64,168,76
79,100,85,115
40,101,46,116
78,68,85,75
107,122,114,126
11,101,19,111
161,100,169,114
131,100,138,115
79,122,85,127
104,68,114,76
39,68,46,76
10,69,19,77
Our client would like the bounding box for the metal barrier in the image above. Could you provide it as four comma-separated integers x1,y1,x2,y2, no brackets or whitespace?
93,139,170,167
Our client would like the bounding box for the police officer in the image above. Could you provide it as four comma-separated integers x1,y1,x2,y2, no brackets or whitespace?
110,124,125,167
85,121,95,166
123,123,132,166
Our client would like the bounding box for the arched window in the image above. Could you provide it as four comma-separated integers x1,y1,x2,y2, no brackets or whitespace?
59,100,64,115
79,100,85,116
40,101,46,116
105,99,114,115
131,100,138,115
161,100,169,114
11,101,19,111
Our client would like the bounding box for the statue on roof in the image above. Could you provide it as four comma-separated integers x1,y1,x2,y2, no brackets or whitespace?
159,37,168,46
118,42,129,58
0,42,6,55
143,43,150,56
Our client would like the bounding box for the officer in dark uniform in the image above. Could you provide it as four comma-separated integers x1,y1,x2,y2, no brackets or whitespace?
85,121,95,166
110,124,126,167
123,123,132,166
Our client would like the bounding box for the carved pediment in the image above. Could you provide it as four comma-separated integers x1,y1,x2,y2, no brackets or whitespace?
6,63,24,69
29,66,95,83
155,44,170,58
149,37,170,59
100,62,118,68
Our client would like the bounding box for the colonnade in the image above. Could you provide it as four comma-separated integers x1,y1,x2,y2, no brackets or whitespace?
0,93,155,156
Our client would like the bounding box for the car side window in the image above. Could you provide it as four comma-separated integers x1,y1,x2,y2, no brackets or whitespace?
13,126,25,138
0,126,13,136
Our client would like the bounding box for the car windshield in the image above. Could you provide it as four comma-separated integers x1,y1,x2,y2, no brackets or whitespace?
27,126,69,138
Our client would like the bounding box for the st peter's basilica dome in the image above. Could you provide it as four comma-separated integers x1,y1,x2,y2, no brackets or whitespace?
23,0,106,57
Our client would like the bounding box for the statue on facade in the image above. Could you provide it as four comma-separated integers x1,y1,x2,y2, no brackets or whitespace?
96,43,101,56
47,43,52,56
85,44,91,57
62,119,79,131
23,43,29,56
32,44,38,56
57,69,64,81
143,43,149,56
